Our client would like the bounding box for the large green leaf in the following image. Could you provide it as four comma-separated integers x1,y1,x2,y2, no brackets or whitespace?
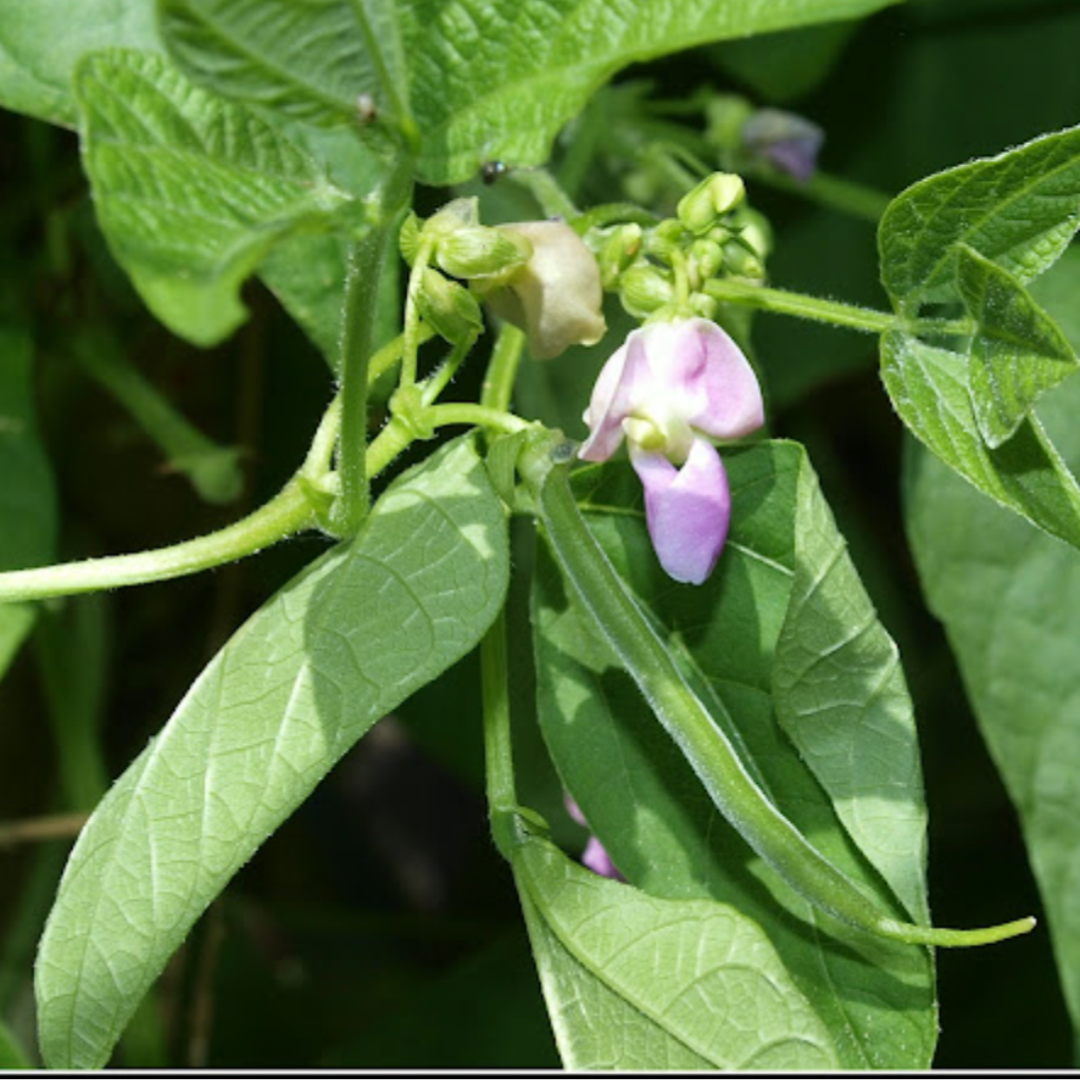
904,247,1080,1048
514,834,837,1070
879,124,1080,315
35,436,509,1070
0,0,160,127
161,0,901,186
957,244,1079,448
532,443,936,1069
0,325,57,681
880,329,1080,550
73,49,362,347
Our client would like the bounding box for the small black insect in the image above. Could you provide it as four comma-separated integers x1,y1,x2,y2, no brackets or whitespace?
481,160,508,185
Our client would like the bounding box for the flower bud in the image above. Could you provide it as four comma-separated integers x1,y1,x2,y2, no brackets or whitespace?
477,220,606,360
687,238,723,285
415,267,484,344
676,172,745,235
704,93,755,155
723,242,765,281
741,108,824,183
436,227,532,280
399,211,422,265
618,265,675,317
598,223,643,288
736,209,773,261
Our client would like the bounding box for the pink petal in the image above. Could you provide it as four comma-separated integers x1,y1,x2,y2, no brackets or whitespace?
579,330,654,461
673,319,764,440
631,438,731,585
581,836,626,881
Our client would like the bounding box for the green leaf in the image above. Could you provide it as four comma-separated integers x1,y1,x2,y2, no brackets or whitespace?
955,243,1079,448
0,325,57,681
0,0,161,127
880,329,1080,550
904,246,1080,1048
879,123,1080,315
513,834,837,1071
73,48,360,347
260,125,393,364
35,436,509,1070
532,443,936,1069
161,0,901,186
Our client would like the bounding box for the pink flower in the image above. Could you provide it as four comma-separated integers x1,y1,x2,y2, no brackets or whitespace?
564,795,624,881
579,318,764,584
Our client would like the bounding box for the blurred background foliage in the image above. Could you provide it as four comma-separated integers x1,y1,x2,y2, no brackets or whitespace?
1,0,1077,1066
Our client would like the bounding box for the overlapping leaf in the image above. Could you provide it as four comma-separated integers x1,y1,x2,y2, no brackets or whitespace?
513,835,837,1070
531,443,936,1070
879,123,1080,315
73,49,361,347
877,125,1080,551
0,0,161,127
35,436,509,1070
161,0,901,186
905,247,1080,1049
880,331,1080,550
955,244,1078,448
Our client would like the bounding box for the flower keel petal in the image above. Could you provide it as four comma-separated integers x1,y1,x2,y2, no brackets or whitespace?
631,439,731,585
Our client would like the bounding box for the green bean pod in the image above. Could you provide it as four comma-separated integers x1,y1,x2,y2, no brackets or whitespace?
522,436,1034,949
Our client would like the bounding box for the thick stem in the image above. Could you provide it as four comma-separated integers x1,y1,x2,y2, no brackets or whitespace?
523,439,1035,949
335,227,395,536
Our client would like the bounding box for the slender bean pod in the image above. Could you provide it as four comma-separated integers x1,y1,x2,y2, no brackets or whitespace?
521,435,1034,949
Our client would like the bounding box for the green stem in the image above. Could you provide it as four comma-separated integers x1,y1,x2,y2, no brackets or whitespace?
481,609,519,858
426,403,530,435
522,437,1035,949
334,226,395,536
400,237,435,390
364,415,416,479
0,481,316,603
420,333,479,407
510,168,579,220
704,277,973,337
480,324,526,413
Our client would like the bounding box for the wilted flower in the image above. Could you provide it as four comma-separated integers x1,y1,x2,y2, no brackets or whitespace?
579,318,764,585
741,108,824,183
475,220,606,359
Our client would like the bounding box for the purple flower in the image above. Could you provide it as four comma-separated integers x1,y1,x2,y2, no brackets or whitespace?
742,108,824,183
579,318,764,585
564,795,625,881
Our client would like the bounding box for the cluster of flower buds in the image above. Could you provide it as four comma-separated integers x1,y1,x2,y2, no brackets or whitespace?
592,171,772,327
400,198,606,359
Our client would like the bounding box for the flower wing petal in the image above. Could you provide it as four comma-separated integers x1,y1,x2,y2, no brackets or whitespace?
682,318,765,440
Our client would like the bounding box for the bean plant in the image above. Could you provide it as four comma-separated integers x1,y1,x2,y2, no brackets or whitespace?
1,0,1079,1069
